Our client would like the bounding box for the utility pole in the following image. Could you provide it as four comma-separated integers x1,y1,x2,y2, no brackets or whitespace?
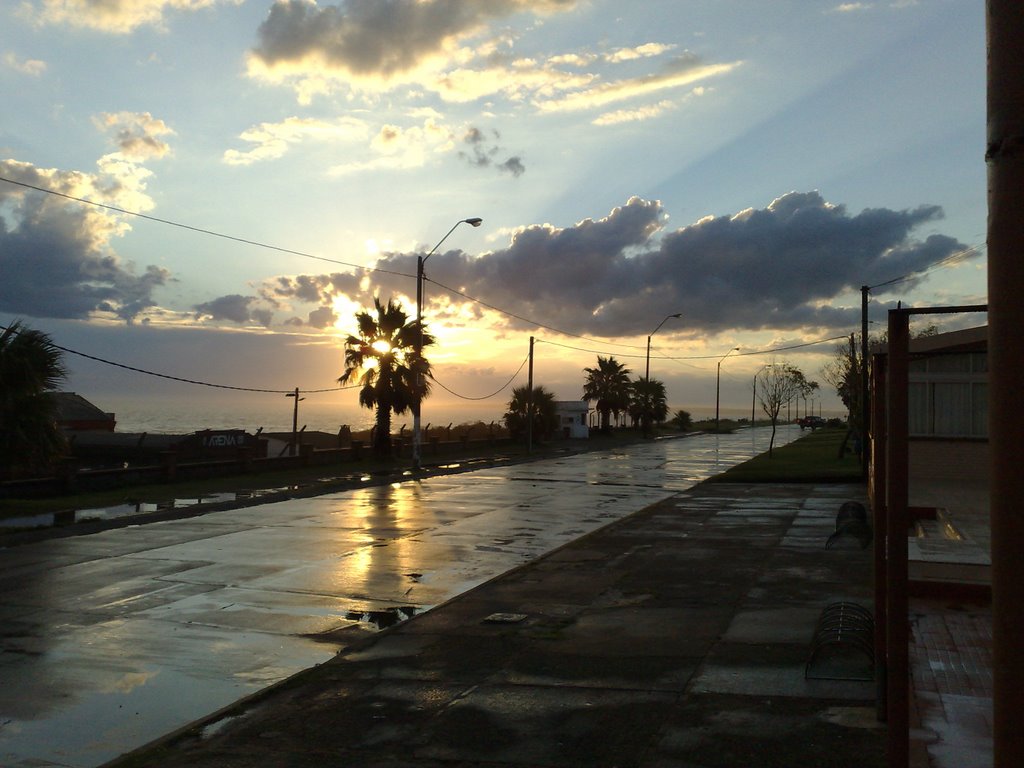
861,285,870,479
526,336,534,454
285,388,303,457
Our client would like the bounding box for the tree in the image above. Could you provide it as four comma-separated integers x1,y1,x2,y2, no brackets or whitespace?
582,356,631,433
0,321,68,478
503,385,558,441
338,298,433,458
629,377,668,437
755,361,806,456
822,334,863,456
670,409,693,432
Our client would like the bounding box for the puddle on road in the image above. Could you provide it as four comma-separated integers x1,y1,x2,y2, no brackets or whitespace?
0,483,342,533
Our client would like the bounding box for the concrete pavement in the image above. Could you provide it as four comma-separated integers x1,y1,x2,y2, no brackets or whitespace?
1,427,802,767
107,481,884,767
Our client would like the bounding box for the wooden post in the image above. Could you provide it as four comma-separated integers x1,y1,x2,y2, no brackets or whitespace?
987,2,1024,763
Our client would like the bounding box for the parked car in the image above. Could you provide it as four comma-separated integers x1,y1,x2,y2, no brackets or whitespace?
798,415,827,430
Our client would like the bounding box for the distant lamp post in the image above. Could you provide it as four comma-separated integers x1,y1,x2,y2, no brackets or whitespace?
413,217,482,469
645,313,682,381
715,347,740,432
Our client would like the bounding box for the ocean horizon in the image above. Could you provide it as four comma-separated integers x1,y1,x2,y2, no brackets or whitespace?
100,393,817,436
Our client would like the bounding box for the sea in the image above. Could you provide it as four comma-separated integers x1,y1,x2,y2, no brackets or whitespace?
105,394,788,437
107,395,510,436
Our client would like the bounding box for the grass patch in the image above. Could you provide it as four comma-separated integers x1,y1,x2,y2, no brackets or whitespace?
709,427,863,484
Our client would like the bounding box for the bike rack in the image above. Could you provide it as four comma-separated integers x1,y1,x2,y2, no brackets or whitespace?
805,601,875,680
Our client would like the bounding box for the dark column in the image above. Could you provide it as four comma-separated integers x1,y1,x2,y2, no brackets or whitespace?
885,309,910,768
987,2,1024,765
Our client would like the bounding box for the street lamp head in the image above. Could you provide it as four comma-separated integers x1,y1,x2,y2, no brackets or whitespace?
463,217,483,227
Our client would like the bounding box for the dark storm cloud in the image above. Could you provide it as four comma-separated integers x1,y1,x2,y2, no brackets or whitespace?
280,191,968,339
0,171,169,322
193,295,273,327
251,0,577,77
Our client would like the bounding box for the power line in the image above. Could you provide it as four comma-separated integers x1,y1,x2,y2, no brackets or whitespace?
428,353,529,401
30,334,351,395
537,334,849,362
425,277,650,350
0,175,414,279
869,243,985,291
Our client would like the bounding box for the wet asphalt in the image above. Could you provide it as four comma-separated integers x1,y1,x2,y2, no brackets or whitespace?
0,426,884,767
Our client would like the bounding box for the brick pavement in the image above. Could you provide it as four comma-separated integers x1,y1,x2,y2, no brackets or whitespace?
909,599,993,768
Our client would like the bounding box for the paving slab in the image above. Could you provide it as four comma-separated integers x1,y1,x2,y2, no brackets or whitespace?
3,428,806,767
101,481,885,768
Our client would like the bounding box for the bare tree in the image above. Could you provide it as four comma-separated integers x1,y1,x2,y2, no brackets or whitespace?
755,361,806,456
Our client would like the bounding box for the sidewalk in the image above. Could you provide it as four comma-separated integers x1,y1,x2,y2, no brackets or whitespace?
107,482,887,767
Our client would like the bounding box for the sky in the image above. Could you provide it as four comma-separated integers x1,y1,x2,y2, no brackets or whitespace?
0,0,988,432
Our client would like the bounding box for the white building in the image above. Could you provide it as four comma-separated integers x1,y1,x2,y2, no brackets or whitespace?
554,401,590,439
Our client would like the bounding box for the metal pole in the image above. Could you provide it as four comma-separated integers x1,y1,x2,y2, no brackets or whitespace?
715,360,722,432
413,254,425,468
526,336,534,454
885,309,910,768
871,351,889,723
751,373,757,424
411,218,481,469
645,335,651,381
861,285,870,480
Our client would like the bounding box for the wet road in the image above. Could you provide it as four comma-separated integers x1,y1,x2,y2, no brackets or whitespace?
0,427,798,767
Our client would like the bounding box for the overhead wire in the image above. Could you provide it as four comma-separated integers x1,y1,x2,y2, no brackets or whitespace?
868,243,985,291
429,353,530,401
0,175,414,279
425,277,650,350
537,334,850,363
31,333,351,395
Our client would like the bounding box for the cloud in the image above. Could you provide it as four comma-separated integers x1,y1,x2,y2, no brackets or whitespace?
269,192,969,339
248,0,577,85
0,158,170,322
457,127,525,176
603,43,677,63
833,3,873,11
193,294,273,327
329,118,454,175
592,98,679,126
23,0,242,34
536,53,741,113
3,52,47,76
94,112,175,160
223,116,369,165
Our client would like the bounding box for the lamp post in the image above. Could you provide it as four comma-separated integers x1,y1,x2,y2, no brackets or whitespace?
645,313,682,381
413,217,482,469
715,347,740,433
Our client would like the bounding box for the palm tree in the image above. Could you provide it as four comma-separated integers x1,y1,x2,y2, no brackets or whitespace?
338,298,434,458
0,321,68,478
582,356,631,433
629,377,669,437
504,385,558,441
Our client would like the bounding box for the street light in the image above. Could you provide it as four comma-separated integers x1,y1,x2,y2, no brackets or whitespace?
715,347,740,433
413,217,482,469
645,313,682,380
